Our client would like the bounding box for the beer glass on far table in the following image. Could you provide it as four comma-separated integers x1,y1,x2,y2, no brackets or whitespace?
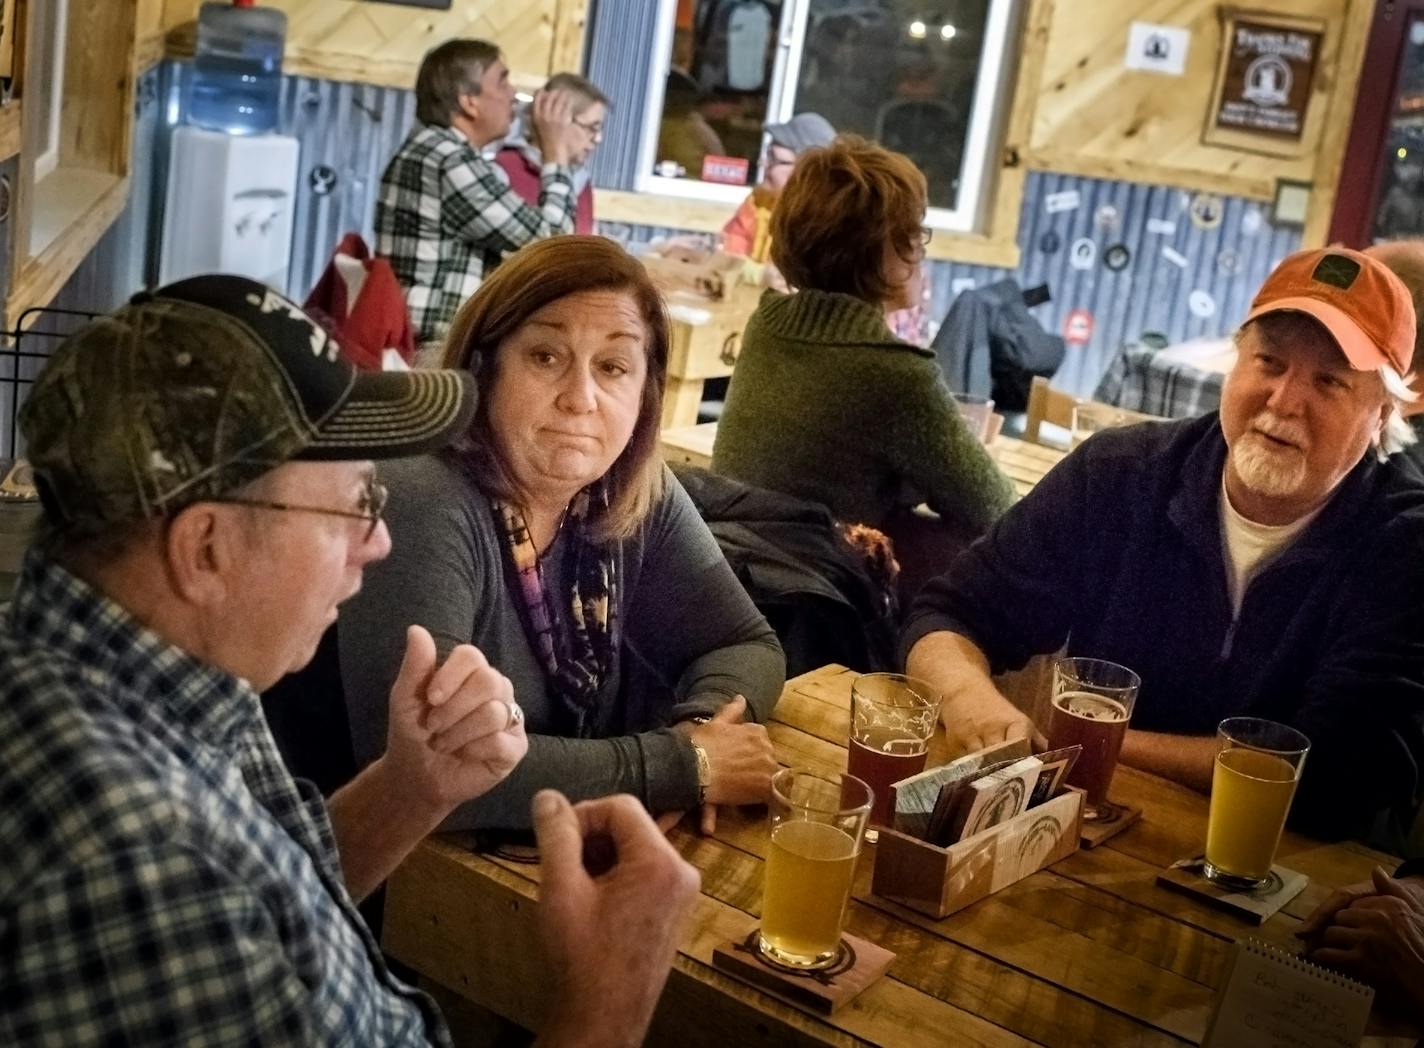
758,768,872,970
951,392,995,443
1046,657,1140,821
1204,717,1310,890
847,673,942,840
1071,403,1135,448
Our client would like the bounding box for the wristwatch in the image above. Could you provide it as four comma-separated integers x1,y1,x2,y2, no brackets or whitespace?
690,739,712,805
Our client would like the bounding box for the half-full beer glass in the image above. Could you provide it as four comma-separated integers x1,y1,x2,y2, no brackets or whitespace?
758,768,872,970
847,673,941,840
1046,656,1140,820
1204,718,1309,890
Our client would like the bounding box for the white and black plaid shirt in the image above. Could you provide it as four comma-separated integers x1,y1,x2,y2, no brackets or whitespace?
0,551,449,1046
376,124,575,347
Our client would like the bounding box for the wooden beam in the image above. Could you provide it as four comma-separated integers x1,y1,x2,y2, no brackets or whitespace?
595,189,1022,269
0,101,21,164
6,175,128,329
1302,0,1374,246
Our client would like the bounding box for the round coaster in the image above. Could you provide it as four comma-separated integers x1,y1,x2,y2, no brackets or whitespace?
747,931,858,980
1084,800,1126,825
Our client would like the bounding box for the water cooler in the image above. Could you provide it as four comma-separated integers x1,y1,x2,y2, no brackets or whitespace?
159,0,299,291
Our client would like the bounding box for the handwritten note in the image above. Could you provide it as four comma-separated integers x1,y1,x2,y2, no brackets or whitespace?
1202,939,1373,1048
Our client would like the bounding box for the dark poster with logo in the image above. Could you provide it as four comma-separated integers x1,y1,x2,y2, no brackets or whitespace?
1208,16,1322,144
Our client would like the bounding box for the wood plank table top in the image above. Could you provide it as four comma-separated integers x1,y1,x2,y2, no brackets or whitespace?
383,665,1418,1047
658,425,1069,499
988,434,1066,497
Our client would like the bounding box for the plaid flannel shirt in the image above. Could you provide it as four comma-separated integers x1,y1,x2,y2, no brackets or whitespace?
376,124,575,347
0,551,449,1047
1093,346,1226,420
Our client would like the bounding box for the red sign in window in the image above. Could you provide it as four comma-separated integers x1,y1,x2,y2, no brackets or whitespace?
700,155,750,186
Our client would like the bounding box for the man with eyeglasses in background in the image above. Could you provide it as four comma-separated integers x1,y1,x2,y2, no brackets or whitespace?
377,40,587,362
497,72,610,237
0,276,700,1045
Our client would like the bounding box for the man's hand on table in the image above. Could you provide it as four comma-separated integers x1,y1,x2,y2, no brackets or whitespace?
533,791,700,1048
906,631,1046,757
940,689,1046,756
1298,866,1424,1016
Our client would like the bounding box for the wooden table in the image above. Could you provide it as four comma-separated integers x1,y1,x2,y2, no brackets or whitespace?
988,434,1065,497
660,420,717,471
661,286,761,429
383,665,1417,1047
658,425,1069,500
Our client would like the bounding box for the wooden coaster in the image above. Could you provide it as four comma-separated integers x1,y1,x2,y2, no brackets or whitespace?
1156,855,1308,924
1078,800,1142,849
711,931,896,1014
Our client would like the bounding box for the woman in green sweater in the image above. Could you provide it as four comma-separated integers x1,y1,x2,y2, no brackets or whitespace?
713,136,1016,548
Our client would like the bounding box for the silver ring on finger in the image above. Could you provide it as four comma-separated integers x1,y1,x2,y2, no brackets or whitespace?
505,700,524,732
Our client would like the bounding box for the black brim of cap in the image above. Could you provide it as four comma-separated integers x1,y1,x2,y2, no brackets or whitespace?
294,368,475,461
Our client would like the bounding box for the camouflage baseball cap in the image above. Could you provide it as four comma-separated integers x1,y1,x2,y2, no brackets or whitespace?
20,274,475,531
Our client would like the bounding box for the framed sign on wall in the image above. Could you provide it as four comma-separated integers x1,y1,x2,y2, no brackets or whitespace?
1203,9,1327,158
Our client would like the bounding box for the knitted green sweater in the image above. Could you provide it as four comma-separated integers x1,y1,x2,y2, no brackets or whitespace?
713,288,1017,531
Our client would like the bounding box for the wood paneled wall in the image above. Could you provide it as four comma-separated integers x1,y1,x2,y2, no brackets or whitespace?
154,0,588,91
1025,0,1371,210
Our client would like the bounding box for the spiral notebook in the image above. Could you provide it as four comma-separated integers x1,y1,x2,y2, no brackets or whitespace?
1202,938,1373,1048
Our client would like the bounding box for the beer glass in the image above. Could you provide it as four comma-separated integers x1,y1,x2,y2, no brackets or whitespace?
951,392,995,443
847,673,941,840
1204,718,1310,890
758,768,872,969
1046,657,1140,820
1071,403,1135,448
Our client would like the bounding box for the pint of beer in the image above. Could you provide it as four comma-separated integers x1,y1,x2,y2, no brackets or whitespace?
1204,718,1309,890
1046,657,1141,820
758,768,872,970
847,673,941,837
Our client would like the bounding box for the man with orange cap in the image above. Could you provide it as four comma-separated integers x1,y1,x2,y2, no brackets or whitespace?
903,247,1424,842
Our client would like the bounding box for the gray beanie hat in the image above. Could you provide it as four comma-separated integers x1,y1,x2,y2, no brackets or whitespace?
764,112,836,155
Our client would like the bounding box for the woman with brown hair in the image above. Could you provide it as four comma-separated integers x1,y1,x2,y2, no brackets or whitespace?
713,136,1015,553
339,236,782,832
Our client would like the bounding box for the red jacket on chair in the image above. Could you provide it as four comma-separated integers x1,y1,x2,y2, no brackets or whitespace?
304,233,416,370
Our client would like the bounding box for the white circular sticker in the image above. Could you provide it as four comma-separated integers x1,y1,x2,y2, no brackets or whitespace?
1095,204,1120,232
1069,237,1097,270
1188,290,1217,318
1241,207,1263,235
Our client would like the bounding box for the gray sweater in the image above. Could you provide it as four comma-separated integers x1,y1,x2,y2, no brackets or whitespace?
339,454,785,830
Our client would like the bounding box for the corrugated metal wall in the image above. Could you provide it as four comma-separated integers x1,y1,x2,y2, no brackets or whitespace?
925,171,1301,394
584,0,661,191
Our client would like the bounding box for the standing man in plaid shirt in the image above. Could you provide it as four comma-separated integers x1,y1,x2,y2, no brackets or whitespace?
377,40,588,361
0,277,699,1045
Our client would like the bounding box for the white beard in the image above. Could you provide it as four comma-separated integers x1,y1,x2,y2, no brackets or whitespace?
1230,430,1304,495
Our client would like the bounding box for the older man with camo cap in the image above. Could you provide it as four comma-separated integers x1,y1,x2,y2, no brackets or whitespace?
904,246,1424,844
0,276,698,1045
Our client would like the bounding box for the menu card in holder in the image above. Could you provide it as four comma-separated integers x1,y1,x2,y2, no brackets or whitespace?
1202,938,1372,1048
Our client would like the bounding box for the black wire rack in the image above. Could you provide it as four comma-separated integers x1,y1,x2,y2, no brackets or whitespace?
1,306,99,464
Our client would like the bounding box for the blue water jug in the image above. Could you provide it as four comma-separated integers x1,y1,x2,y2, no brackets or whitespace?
188,0,286,135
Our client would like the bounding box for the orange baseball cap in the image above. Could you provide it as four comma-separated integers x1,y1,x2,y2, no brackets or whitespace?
1243,246,1416,374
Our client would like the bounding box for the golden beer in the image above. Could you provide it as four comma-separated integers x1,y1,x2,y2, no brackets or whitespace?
757,768,871,970
1205,747,1299,883
760,820,859,966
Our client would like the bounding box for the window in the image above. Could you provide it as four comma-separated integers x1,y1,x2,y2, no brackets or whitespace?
637,0,1022,233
